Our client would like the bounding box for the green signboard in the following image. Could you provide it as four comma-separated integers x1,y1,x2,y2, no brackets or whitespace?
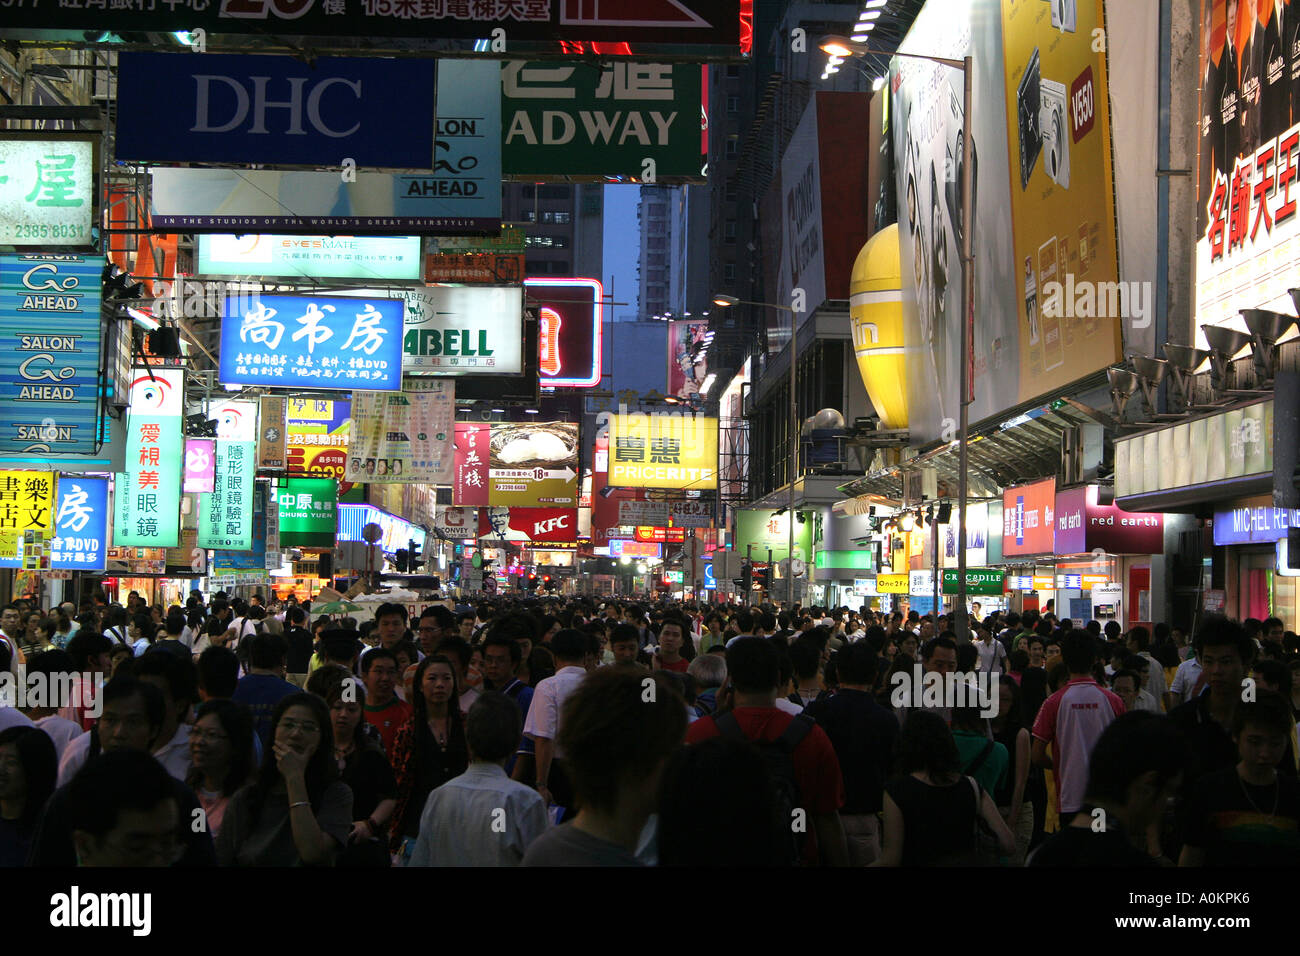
734,509,814,563
814,549,874,570
0,136,95,247
501,62,704,181
942,568,1006,595
277,478,338,549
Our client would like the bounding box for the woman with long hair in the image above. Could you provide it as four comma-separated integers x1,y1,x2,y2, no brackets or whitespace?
326,677,397,867
876,710,1015,866
215,693,353,866
187,699,257,839
389,655,469,863
0,726,57,866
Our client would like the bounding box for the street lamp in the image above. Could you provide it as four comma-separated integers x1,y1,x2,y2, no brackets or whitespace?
819,35,974,640
713,293,802,608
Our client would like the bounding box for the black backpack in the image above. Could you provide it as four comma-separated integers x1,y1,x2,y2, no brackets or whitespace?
714,710,816,865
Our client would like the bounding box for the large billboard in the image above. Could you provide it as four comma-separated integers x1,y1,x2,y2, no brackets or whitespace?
667,319,710,400
891,0,1120,444
1002,477,1056,557
114,370,184,548
0,254,102,455
502,61,704,181
345,382,456,485
608,412,717,490
220,293,405,392
734,508,813,563
1194,0,1300,335
115,54,436,168
196,234,422,282
286,398,350,483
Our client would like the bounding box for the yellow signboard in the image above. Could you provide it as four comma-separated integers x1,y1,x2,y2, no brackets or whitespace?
876,572,909,594
0,471,56,560
608,413,717,490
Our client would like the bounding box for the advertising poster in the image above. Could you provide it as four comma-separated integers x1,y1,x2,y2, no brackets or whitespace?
1194,0,1300,333
345,381,455,484
0,254,103,454
197,401,258,551
1000,0,1122,402
487,422,579,507
733,509,813,563
1002,477,1056,556
890,0,1022,443
113,370,184,548
667,319,711,399
608,412,717,490
479,506,578,544
286,398,350,483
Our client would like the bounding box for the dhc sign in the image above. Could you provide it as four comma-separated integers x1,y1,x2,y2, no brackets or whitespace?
114,52,436,169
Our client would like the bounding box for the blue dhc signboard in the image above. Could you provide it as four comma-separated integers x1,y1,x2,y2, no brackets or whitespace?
0,255,102,455
220,293,405,392
115,53,437,169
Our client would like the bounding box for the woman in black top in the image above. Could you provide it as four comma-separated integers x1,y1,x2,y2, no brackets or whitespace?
991,675,1032,864
878,710,1015,866
327,677,397,867
390,655,469,862
0,726,57,867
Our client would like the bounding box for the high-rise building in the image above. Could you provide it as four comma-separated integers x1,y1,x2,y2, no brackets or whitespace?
637,185,671,319
503,182,604,281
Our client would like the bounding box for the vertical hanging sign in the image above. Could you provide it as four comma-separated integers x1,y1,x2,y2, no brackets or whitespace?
113,369,184,548
198,400,257,550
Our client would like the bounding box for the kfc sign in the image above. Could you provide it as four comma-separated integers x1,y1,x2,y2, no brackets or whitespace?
479,506,577,543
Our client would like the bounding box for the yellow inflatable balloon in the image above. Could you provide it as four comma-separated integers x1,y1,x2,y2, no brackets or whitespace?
850,224,907,430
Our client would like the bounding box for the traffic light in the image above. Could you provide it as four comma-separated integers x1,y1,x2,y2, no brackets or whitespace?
526,572,539,591
543,574,555,591
408,538,422,573
393,548,410,573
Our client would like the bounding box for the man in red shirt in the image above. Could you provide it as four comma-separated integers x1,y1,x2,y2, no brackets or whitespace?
686,637,848,865
652,614,691,673
362,648,411,761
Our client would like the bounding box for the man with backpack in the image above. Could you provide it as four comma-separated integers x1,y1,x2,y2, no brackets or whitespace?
685,637,848,865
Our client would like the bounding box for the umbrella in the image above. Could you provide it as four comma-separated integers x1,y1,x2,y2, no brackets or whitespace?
312,600,363,615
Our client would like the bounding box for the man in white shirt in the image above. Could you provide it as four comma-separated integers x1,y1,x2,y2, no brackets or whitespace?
410,692,547,866
522,629,590,818
1165,653,1204,712
975,626,1008,674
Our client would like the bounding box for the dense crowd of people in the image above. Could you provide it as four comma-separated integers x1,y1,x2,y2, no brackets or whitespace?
0,588,1297,867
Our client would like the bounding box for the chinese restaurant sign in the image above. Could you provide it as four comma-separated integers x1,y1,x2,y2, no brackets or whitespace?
114,370,184,548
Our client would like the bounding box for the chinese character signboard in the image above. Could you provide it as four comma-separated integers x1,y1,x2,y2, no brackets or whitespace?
0,471,57,561
526,278,603,388
183,439,216,494
454,423,490,506
0,254,102,454
502,62,704,181
114,370,183,548
0,137,95,248
220,293,404,392
197,234,423,283
115,54,437,169
287,399,351,483
608,412,717,490
277,478,338,549
345,380,455,484
212,483,267,574
486,422,578,507
424,252,524,284
197,401,257,551
1194,0,1300,334
257,396,287,470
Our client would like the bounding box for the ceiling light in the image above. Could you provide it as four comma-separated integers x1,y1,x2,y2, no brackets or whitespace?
872,76,886,91
865,0,888,8
900,511,915,532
